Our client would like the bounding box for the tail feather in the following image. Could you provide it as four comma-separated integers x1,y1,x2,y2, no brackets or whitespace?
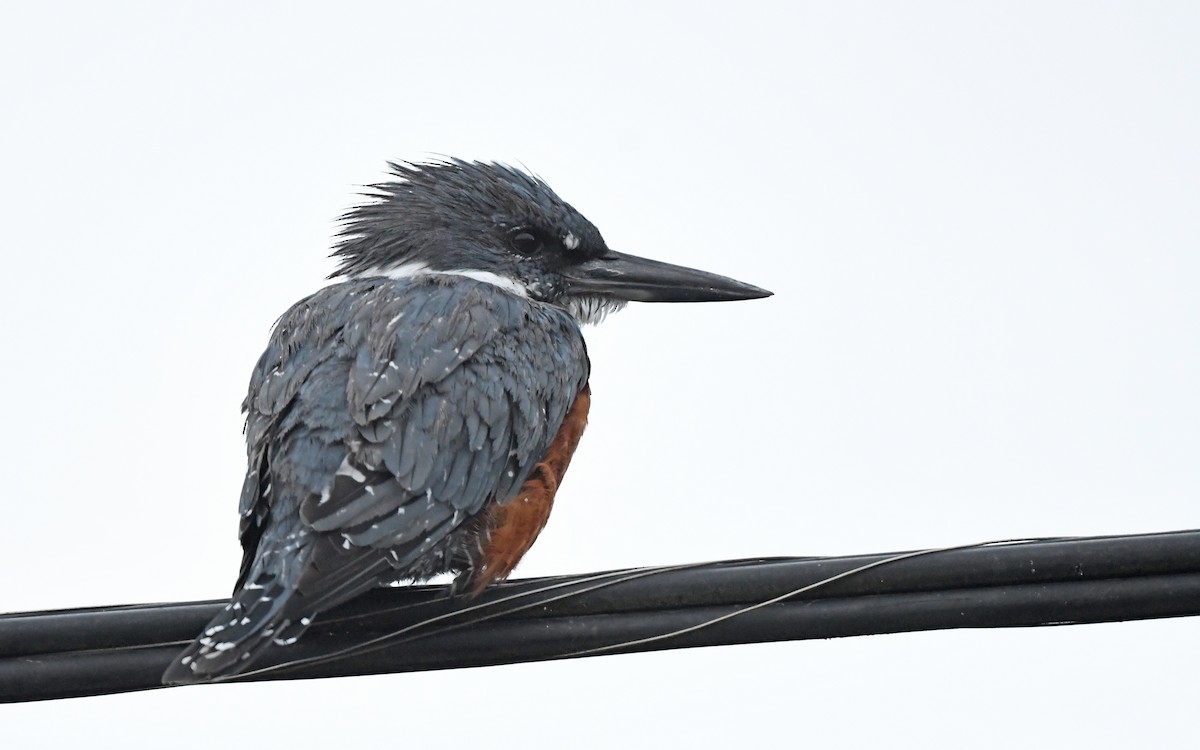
162,545,396,685
162,575,308,685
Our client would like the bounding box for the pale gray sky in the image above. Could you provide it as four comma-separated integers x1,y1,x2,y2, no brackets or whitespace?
2,2,1198,747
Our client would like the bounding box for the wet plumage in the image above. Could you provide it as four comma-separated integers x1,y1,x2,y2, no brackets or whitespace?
164,160,769,684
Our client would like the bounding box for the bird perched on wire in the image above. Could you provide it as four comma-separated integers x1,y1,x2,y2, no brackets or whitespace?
163,159,770,684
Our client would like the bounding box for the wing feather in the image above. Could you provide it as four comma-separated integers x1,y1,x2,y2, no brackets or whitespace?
239,276,587,609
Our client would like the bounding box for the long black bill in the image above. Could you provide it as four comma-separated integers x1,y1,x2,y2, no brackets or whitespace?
562,250,772,303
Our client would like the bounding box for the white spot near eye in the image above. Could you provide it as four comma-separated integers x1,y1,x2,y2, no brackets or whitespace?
563,232,580,250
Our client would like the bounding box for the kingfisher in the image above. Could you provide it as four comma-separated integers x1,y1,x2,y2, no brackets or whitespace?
163,160,770,684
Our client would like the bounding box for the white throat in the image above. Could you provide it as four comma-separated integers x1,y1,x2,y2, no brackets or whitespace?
564,296,627,326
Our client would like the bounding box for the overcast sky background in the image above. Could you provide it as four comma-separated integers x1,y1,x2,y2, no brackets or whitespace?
2,2,1197,747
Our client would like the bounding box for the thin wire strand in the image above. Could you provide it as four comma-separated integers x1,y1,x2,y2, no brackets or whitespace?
554,538,1049,658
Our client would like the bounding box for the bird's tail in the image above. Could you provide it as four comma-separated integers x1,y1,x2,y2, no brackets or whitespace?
161,573,312,685
162,540,397,685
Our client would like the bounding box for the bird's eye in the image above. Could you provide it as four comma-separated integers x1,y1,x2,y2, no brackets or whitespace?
508,228,543,254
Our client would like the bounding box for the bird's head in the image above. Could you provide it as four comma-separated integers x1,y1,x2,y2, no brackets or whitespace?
332,160,770,323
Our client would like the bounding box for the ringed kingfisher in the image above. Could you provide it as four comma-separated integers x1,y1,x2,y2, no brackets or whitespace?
163,160,770,684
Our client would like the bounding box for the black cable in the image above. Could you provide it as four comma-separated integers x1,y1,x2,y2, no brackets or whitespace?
2,529,1198,703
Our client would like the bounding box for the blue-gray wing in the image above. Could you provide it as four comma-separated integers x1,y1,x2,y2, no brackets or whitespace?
165,276,589,683
236,276,589,608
